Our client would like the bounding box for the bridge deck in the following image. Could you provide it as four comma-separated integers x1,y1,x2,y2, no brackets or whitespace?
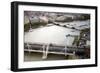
24,43,88,59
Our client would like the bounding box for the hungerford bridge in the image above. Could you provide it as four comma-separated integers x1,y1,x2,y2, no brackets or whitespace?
24,42,89,59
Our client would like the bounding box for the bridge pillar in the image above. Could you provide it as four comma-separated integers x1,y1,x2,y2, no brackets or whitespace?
64,46,67,56
42,44,49,59
42,44,46,59
27,43,31,54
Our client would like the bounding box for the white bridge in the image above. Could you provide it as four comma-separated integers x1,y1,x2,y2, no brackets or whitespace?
24,43,88,59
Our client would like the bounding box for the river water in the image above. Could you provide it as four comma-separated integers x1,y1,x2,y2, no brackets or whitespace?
24,20,90,46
